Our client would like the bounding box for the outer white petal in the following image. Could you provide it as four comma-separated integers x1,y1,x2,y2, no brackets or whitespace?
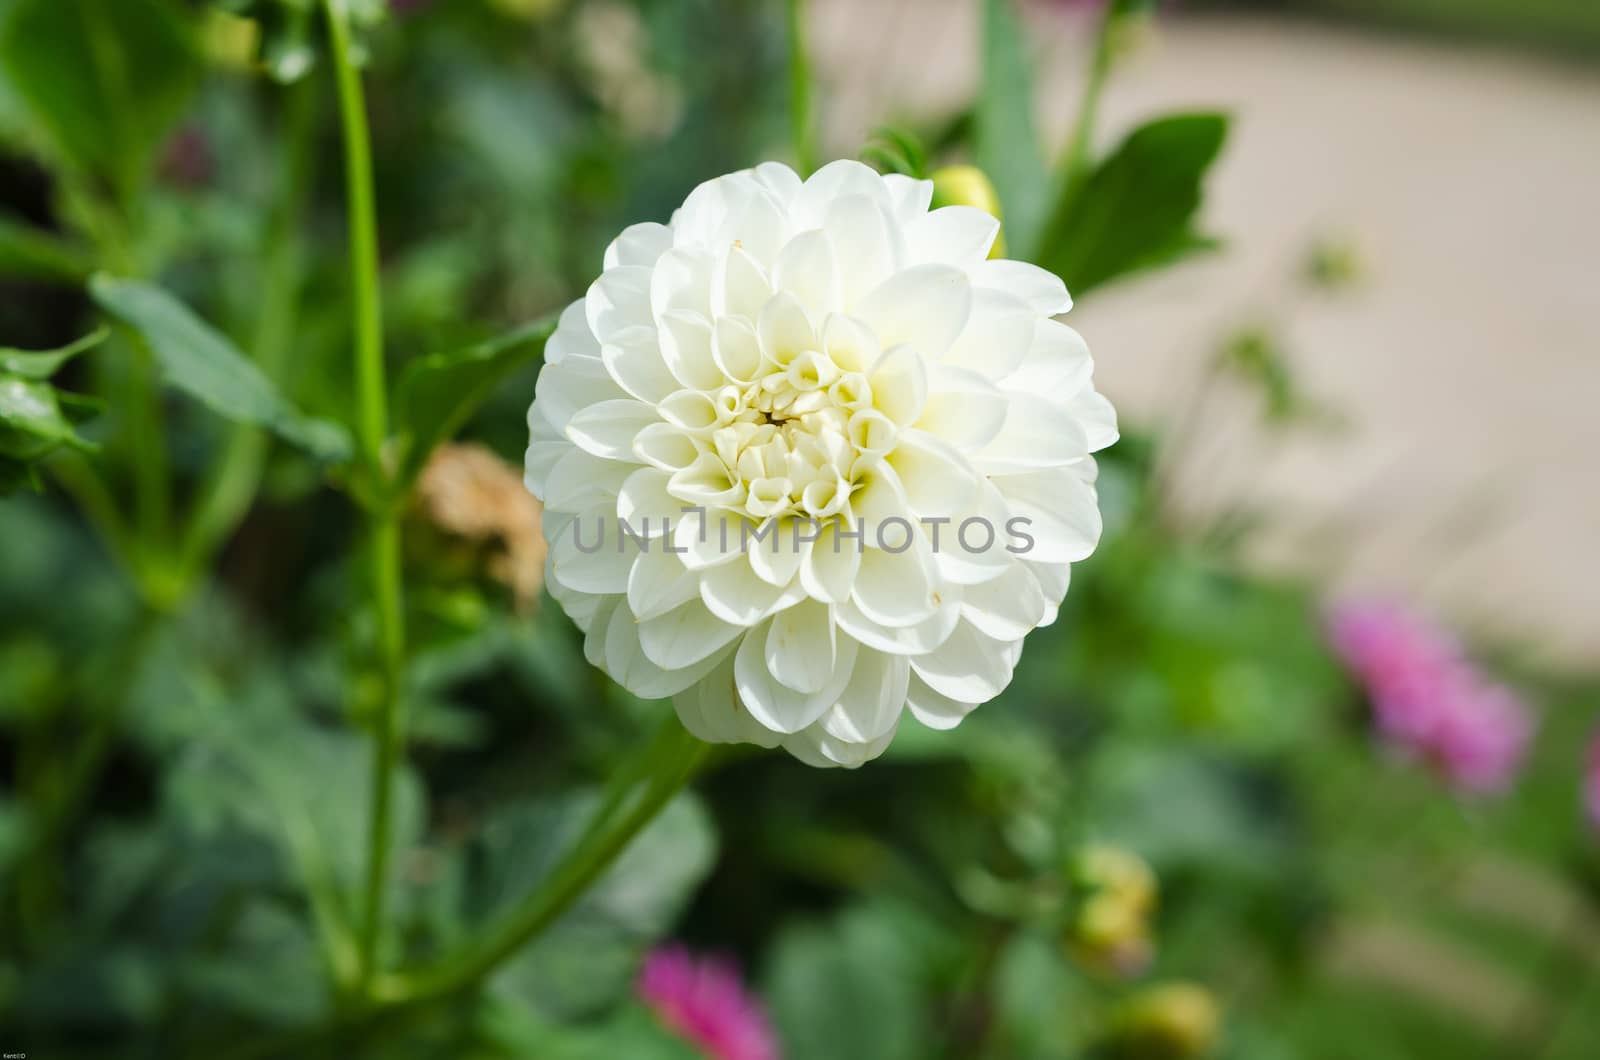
991,467,1102,564
773,229,841,316
534,354,628,433
627,545,702,621
823,195,899,310
971,258,1072,315
914,364,1009,452
791,160,891,228
586,267,654,343
602,324,679,404
1065,386,1119,453
799,519,862,604
835,596,960,656
942,288,1034,381
673,652,783,747
905,206,1000,268
821,647,910,742
546,299,601,364
543,448,633,512
960,559,1047,641
905,671,981,731
783,717,900,768
998,318,1092,397
909,620,1017,703
700,555,805,626
881,173,934,229
604,222,674,271
602,598,732,699
735,618,858,734
976,391,1090,473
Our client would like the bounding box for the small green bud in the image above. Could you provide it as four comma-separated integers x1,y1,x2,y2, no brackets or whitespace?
929,165,1006,259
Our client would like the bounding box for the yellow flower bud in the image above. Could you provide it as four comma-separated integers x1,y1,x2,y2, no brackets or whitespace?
929,165,1006,259
1106,982,1222,1060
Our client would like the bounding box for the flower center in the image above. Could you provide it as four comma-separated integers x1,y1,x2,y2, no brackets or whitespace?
698,347,881,522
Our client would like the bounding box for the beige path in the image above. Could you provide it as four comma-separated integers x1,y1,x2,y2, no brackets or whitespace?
812,5,1600,669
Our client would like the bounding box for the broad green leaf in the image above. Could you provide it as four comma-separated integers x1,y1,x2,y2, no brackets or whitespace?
1035,112,1229,297
766,902,932,1060
469,791,717,1020
0,326,106,379
0,214,94,283
393,313,558,483
976,0,1049,255
0,376,94,457
90,274,352,462
0,0,197,183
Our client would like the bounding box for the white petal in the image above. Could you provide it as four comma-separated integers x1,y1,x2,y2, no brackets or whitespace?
627,545,701,621
905,206,999,268
886,430,978,521
800,519,862,604
977,391,1090,472
784,716,899,767
604,598,731,699
909,620,1016,703
757,291,817,365
632,422,702,473
586,266,654,342
881,174,934,227
604,222,674,270
550,505,637,595
999,318,1092,396
836,596,960,656
773,229,840,315
791,160,890,229
959,559,1047,640
748,515,810,587
821,647,909,742
764,598,837,694
868,344,927,427
546,299,601,364
616,467,683,535
1065,386,1119,452
851,540,940,628
857,265,972,359
650,247,714,319
735,618,858,734
524,405,566,498
942,288,1034,381
543,448,633,512
971,258,1072,315
602,324,679,403
700,555,803,626
673,652,782,747
637,597,744,670
905,671,981,731
820,313,880,374
1025,559,1071,628
990,467,1101,564
712,315,764,384
534,355,628,433
565,399,656,461
822,195,898,310
711,245,775,321
659,310,723,391
751,161,803,206
915,363,1009,451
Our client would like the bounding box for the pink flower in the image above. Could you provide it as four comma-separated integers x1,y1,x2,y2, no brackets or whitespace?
1326,598,1534,794
1585,732,1600,829
637,945,781,1060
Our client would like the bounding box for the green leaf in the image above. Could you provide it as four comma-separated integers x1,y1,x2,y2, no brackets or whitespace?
477,998,702,1060
0,376,96,465
392,313,558,483
0,0,197,183
1035,112,1229,297
0,327,107,379
90,274,352,462
0,214,94,283
469,791,717,1020
976,0,1049,254
766,902,932,1060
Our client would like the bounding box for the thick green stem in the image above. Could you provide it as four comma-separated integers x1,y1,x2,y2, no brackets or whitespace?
786,0,817,175
323,0,405,991
373,720,709,1006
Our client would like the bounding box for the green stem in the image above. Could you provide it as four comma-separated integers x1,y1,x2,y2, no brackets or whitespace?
374,720,709,1006
323,0,405,992
785,0,817,175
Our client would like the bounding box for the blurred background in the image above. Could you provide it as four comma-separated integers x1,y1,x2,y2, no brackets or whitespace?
1,0,1597,1057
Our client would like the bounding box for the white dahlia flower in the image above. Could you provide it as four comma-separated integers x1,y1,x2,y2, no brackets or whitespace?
525,160,1115,767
